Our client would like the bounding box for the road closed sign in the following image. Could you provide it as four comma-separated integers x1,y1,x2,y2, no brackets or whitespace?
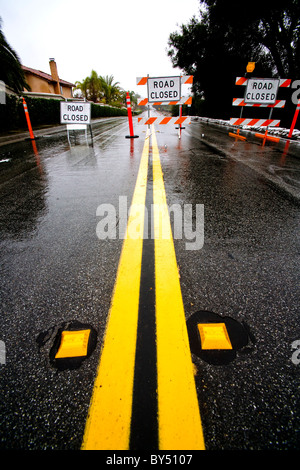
244,78,279,105
147,76,181,103
60,102,91,124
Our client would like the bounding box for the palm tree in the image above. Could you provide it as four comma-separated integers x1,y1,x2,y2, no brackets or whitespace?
74,76,89,100
74,70,103,102
88,70,103,103
0,17,30,93
100,75,122,105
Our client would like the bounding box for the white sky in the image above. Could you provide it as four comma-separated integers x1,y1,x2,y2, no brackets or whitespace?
0,0,201,97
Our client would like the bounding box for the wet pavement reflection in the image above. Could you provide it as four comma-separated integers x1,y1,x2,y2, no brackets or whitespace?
0,115,299,450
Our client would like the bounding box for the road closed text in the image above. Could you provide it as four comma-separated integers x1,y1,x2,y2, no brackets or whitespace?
245,78,279,105
148,76,181,103
60,102,91,125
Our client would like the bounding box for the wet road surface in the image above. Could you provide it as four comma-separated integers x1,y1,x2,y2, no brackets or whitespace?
0,115,299,451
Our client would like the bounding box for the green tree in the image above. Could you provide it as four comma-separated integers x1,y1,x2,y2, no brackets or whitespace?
201,0,300,77
167,0,300,119
88,70,103,103
100,75,123,105
120,90,140,108
0,18,29,93
74,70,103,102
74,76,89,99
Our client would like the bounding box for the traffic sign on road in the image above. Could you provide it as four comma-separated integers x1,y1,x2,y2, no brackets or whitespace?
244,78,279,105
60,102,91,124
147,76,181,103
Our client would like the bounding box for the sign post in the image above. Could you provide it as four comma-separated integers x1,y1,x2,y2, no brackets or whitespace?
175,104,185,139
229,81,247,141
229,62,254,140
288,99,300,138
60,101,92,146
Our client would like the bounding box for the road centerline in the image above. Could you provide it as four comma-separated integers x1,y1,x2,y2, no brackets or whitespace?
81,129,150,450
151,125,205,450
129,139,158,450
81,125,205,451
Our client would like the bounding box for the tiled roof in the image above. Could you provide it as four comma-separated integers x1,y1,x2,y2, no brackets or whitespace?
22,65,75,87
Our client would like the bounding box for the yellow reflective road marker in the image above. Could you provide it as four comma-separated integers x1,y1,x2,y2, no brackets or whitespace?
81,129,150,450
152,126,205,450
55,330,91,358
198,323,232,350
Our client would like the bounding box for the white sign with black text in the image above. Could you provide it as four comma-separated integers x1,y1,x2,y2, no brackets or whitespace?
147,76,181,103
60,102,91,125
245,78,279,105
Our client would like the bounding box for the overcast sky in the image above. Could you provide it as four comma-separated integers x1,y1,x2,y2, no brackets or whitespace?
0,0,201,97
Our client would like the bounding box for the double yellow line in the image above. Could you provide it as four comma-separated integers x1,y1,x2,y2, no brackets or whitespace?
81,126,205,450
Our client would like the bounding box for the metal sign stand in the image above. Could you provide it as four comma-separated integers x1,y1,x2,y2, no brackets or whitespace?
229,74,247,141
175,104,186,139
66,124,90,147
62,99,93,147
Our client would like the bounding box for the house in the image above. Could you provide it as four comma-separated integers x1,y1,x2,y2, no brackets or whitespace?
22,59,75,98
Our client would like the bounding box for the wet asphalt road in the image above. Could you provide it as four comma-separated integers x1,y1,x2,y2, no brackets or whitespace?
0,114,299,451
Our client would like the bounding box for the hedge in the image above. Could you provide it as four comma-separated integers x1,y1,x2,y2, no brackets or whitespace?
0,94,128,131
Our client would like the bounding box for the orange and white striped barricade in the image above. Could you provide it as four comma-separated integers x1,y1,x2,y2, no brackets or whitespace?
231,77,291,144
137,116,191,126
137,96,193,107
229,118,281,127
137,75,193,137
235,77,291,88
232,98,286,108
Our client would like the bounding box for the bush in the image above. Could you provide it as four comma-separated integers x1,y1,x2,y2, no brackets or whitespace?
0,94,22,130
0,94,129,132
91,103,127,118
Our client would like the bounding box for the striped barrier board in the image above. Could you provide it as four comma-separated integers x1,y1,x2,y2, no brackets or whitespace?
137,116,191,126
137,76,193,107
136,75,193,86
231,77,290,134
232,98,286,108
229,118,280,127
138,96,193,106
235,77,291,87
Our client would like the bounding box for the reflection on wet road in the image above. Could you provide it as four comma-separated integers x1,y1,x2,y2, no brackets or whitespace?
0,115,299,451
